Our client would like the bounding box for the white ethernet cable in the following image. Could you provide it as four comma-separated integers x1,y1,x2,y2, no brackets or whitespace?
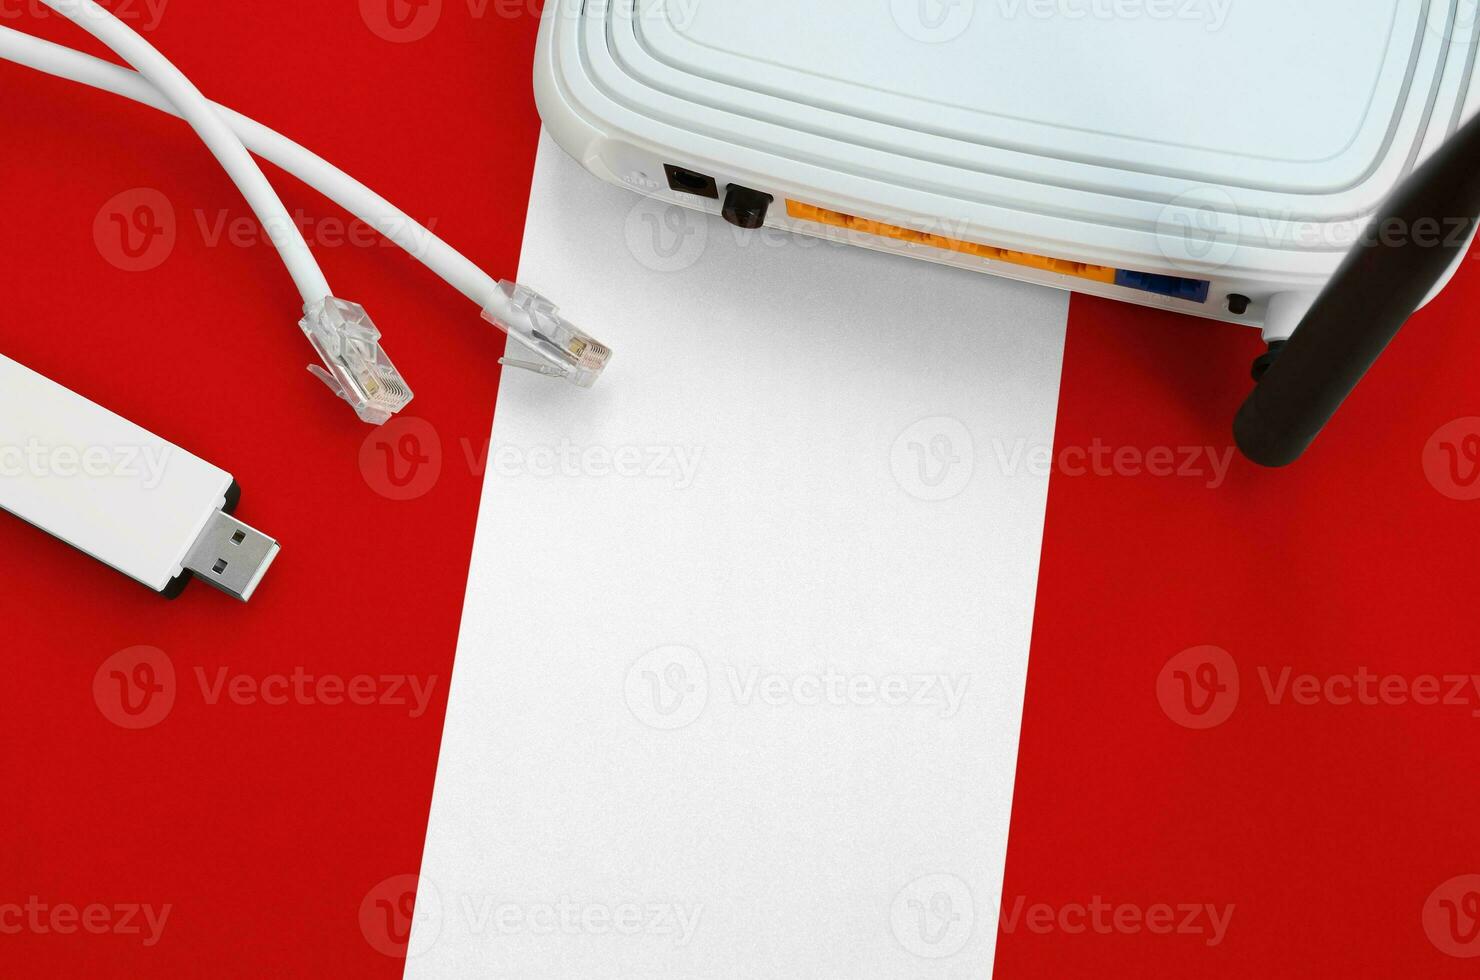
35,0,418,425
0,22,612,396
0,19,608,603
0,352,280,601
39,0,327,306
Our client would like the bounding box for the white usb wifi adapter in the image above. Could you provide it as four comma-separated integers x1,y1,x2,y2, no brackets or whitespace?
0,353,279,600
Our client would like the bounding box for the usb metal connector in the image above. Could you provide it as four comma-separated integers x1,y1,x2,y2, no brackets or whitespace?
0,352,281,602
183,511,281,602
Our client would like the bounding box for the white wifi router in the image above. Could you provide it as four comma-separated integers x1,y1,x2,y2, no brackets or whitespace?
535,0,1480,464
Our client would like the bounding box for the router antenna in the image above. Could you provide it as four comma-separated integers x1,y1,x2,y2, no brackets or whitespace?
1234,112,1480,467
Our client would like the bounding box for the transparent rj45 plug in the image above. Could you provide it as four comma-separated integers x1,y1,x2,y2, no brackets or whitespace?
482,280,612,388
300,297,413,425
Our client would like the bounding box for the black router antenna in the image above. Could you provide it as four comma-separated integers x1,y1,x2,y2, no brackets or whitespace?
1234,112,1480,467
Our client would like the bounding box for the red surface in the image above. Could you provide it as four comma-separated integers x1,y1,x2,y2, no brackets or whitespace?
0,2,543,975
999,248,1480,975
7,4,1480,976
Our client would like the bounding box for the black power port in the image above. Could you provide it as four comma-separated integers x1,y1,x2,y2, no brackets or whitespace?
722,184,773,229
664,165,719,200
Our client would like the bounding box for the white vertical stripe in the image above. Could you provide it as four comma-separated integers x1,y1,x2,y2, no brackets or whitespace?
409,132,1069,978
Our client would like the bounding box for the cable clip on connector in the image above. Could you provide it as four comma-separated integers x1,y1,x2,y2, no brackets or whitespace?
484,280,612,388
300,297,414,425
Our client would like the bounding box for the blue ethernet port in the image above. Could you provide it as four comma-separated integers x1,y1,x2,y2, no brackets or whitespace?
1115,270,1211,303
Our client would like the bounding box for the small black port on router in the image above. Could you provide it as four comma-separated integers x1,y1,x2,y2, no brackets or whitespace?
723,184,773,229
663,164,719,200
1227,294,1252,316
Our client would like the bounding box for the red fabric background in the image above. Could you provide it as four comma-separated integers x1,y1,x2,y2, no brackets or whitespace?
999,255,1480,975
5,2,1480,975
0,1,541,975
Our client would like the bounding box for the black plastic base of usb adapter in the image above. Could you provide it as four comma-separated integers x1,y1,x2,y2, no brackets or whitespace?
160,572,192,599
